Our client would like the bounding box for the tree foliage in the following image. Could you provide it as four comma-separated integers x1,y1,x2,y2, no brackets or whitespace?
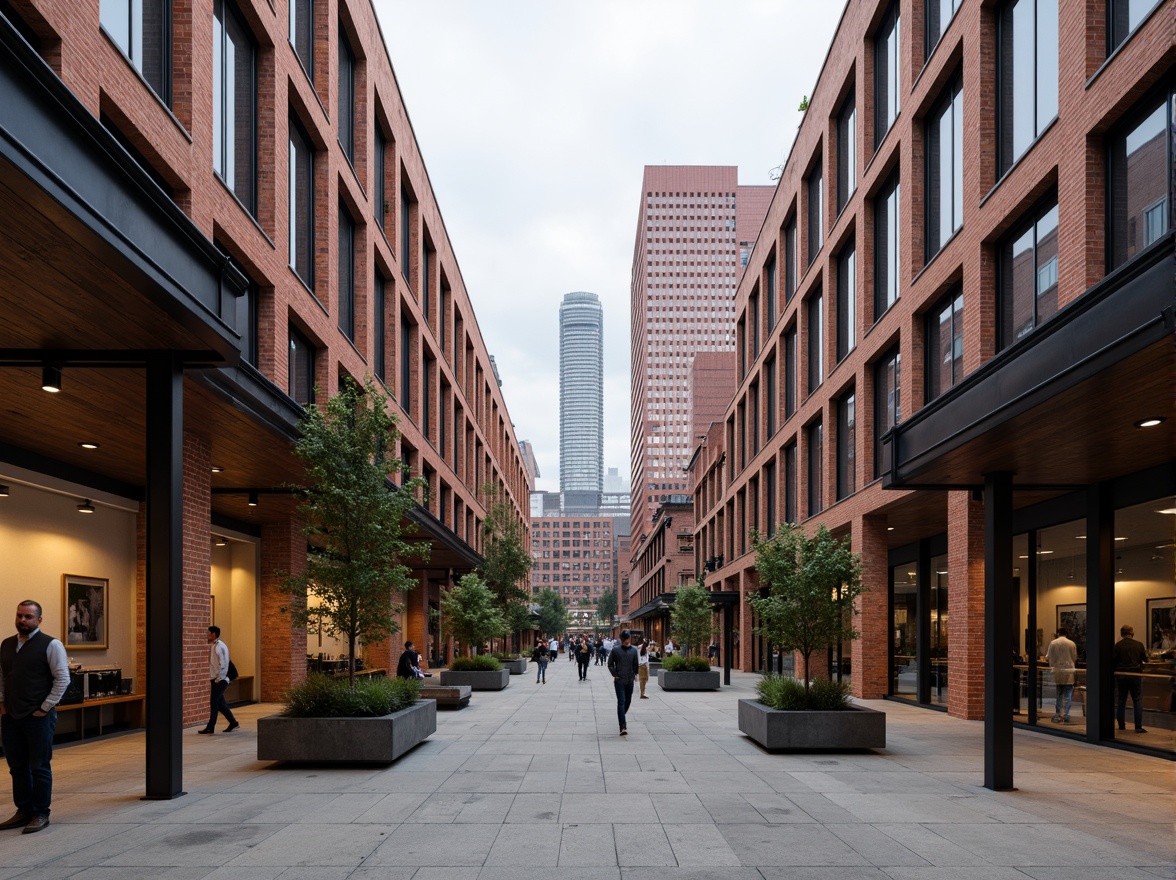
535,587,568,638
670,579,714,658
749,524,864,694
441,573,507,656
477,490,534,649
595,588,618,625
285,377,428,686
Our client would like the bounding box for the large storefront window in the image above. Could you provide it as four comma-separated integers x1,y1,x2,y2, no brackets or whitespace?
930,552,949,706
892,562,918,698
889,539,948,706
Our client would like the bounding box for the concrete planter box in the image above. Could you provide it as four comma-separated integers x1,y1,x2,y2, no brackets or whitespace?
439,668,510,690
657,669,721,691
647,661,662,676
738,699,886,751
257,699,437,764
497,657,526,675
419,685,471,709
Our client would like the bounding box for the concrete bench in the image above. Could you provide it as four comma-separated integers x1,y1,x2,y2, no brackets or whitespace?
419,685,472,709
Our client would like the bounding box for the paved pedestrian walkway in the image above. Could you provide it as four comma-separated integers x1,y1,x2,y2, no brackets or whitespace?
0,658,1171,879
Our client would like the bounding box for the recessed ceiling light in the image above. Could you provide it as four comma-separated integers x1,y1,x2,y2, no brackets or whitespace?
78,442,99,450
1076,535,1086,539
1115,536,1127,542
211,466,225,473
41,365,62,393
213,536,227,547
887,527,894,531
1038,549,1053,555
248,491,259,507
77,499,95,514
1134,417,1166,428
1157,508,1176,515
0,485,8,497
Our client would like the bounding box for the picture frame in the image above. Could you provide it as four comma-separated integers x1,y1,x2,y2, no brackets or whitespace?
1056,603,1087,662
1145,597,1176,651
62,575,108,650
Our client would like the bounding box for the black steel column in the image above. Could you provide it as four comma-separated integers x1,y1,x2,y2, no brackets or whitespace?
144,355,185,799
916,539,932,705
723,601,733,686
984,471,1015,791
1085,482,1114,744
1026,532,1038,725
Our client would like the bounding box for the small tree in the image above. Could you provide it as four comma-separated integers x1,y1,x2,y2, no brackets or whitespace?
670,579,714,658
284,378,428,687
749,524,864,695
441,573,507,657
477,491,533,651
535,587,568,639
595,588,618,628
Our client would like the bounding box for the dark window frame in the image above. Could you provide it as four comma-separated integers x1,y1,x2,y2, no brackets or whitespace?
807,288,824,395
807,419,824,517
784,217,797,303
374,124,387,231
807,159,824,264
925,0,963,61
288,115,315,289
997,190,1059,350
784,325,797,419
338,28,355,164
1106,86,1173,273
874,169,901,319
288,324,316,406
874,1,901,150
837,92,857,214
289,0,314,83
925,284,964,401
997,0,1059,175
784,442,797,524
337,201,355,340
100,0,172,104
765,352,777,439
212,0,256,214
874,345,901,479
836,390,856,501
1107,0,1163,54
373,272,386,381
925,73,964,261
836,241,856,361
766,250,778,329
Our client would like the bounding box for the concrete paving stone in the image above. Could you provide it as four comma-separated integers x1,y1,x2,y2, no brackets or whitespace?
786,793,869,823
97,823,282,868
271,869,354,880
823,793,999,824
224,823,391,867
518,771,567,792
929,823,1143,866
352,792,430,824
195,869,285,880
614,823,676,866
0,823,166,868
558,824,618,866
45,869,211,880
365,823,501,866
755,869,890,880
649,794,712,825
679,770,775,793
364,870,468,880
504,792,563,824
826,823,930,867
741,793,819,823
351,771,453,793
561,794,653,824
563,773,607,793
527,755,570,772
484,822,562,866
661,823,742,866
1140,869,1176,879
870,822,992,866
1013,869,1172,880
717,823,871,867
435,771,525,794
481,870,621,880
697,792,773,825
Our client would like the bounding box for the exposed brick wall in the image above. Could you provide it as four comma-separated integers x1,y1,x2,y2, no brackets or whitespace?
948,490,986,719
259,516,307,702
182,432,211,725
853,513,890,699
135,502,146,696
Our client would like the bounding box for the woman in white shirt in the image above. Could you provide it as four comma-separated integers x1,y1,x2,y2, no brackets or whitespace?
637,638,651,698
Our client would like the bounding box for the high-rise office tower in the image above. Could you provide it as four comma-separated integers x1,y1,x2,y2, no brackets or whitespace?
630,166,772,543
559,291,604,513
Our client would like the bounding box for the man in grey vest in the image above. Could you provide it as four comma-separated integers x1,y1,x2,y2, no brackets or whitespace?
0,601,70,833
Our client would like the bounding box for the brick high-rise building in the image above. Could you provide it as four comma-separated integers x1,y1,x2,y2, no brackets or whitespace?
529,516,616,624
629,166,772,552
692,0,1174,781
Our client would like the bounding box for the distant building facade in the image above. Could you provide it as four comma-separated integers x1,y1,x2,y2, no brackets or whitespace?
559,291,604,513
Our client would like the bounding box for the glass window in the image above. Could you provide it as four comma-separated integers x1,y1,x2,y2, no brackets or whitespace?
836,391,856,500
765,353,777,438
212,0,255,213
784,325,797,418
926,75,964,260
874,346,900,479
400,184,413,284
1108,0,1160,54
338,204,354,339
874,170,901,319
784,217,797,302
836,242,856,361
875,2,901,149
750,381,760,454
892,561,918,698
289,0,314,80
338,31,355,164
784,442,797,524
766,251,777,329
926,285,964,401
764,459,776,538
288,117,315,288
100,0,170,101
930,552,949,705
373,272,385,381
400,314,412,415
374,126,387,230
998,0,1058,174
1108,96,1171,270
288,325,315,406
808,161,824,264
837,93,857,213
807,289,823,394
925,0,962,59
807,419,824,516
999,195,1059,349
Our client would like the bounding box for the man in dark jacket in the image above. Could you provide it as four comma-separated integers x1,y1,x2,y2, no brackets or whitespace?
1112,624,1149,733
576,636,592,681
396,641,423,679
607,630,640,736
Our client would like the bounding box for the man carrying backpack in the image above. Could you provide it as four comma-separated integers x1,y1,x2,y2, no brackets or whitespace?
198,626,239,735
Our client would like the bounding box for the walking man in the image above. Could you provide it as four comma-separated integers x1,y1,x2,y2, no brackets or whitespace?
0,600,70,833
548,635,559,662
577,636,591,680
199,626,239,734
532,640,549,684
607,630,640,736
1045,627,1078,724
1112,624,1148,733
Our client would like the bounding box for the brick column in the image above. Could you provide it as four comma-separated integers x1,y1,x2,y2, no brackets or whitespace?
852,512,889,699
948,490,985,719
737,571,754,672
181,432,211,725
135,503,146,698
260,516,307,701
403,573,431,667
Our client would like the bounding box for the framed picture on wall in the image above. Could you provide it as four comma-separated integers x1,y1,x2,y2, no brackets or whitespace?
1146,597,1176,651
1056,603,1087,662
62,575,108,650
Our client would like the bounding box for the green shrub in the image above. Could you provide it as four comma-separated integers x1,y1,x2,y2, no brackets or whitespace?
449,655,503,671
490,653,521,661
283,674,420,718
755,674,851,711
662,654,711,672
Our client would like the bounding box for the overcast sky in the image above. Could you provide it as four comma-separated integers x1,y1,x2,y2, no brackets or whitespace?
375,1,846,493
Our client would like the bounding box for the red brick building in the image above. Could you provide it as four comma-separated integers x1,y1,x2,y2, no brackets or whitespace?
529,516,616,624
694,0,1174,778
0,0,529,796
